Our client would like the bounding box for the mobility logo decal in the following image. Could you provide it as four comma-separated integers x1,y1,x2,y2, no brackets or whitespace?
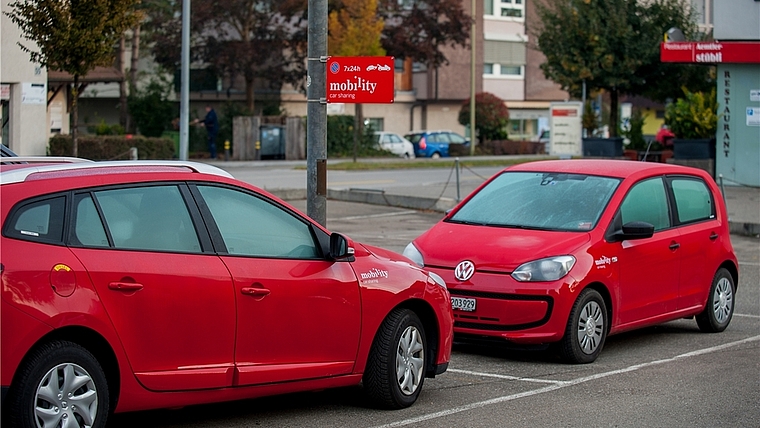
594,255,618,269
360,268,389,284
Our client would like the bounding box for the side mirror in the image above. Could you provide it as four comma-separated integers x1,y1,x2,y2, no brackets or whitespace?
329,233,355,261
610,221,655,242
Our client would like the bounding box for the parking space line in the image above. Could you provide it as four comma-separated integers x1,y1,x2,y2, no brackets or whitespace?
735,313,760,318
739,261,760,266
374,335,760,428
447,368,562,384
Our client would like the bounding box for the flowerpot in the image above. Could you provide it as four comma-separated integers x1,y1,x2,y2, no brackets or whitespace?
582,137,624,158
672,138,715,159
623,149,638,161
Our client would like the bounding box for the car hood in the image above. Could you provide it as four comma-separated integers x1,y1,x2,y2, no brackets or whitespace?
414,221,592,272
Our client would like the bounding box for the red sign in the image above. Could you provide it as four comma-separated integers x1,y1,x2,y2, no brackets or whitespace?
552,109,578,117
660,42,760,64
326,56,395,103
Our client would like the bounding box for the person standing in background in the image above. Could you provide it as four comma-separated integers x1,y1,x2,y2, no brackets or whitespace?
192,105,219,159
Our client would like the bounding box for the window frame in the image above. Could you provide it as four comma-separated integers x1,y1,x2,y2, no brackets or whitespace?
2,194,68,246
665,175,716,226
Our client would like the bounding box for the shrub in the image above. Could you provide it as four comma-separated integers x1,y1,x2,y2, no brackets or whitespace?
49,135,174,160
325,115,387,157
128,78,176,138
665,87,718,139
458,92,509,142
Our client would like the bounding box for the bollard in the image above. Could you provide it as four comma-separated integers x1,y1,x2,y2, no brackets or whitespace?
129,147,138,160
224,140,230,161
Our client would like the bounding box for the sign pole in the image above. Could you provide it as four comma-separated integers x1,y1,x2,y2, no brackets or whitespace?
469,0,476,156
307,0,328,226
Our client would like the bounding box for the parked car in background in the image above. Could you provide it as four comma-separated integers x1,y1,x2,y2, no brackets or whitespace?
1,159,453,427
404,159,738,364
404,130,469,158
373,132,416,158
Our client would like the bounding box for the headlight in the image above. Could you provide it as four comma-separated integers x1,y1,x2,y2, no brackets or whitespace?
511,256,576,282
428,271,447,288
403,242,424,268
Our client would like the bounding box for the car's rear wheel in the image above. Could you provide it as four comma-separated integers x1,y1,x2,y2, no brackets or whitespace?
696,268,735,333
431,152,441,159
6,340,109,428
560,288,607,364
364,308,426,409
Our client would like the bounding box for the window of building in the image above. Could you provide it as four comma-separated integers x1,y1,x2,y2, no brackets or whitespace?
500,65,522,76
364,118,384,132
485,0,525,19
484,63,494,74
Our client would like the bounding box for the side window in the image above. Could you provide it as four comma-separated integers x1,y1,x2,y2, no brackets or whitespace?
449,133,466,144
620,178,671,231
94,185,201,253
197,185,320,259
71,194,109,247
671,178,714,224
6,197,65,244
381,134,391,144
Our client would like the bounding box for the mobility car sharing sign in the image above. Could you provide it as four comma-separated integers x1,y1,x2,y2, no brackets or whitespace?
326,56,394,104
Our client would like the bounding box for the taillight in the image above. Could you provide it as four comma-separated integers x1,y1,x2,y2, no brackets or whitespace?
419,137,426,150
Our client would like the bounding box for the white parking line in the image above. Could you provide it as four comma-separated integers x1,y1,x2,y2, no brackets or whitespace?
735,313,760,319
447,368,562,385
374,335,760,428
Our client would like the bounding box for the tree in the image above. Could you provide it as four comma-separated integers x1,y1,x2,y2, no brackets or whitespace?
127,78,176,137
378,0,470,98
6,0,141,156
328,0,385,161
533,0,709,137
458,92,509,142
144,0,308,112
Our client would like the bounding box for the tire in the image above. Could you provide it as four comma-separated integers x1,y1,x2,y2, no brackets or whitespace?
696,268,735,333
431,152,441,159
560,288,607,364
6,340,109,428
363,308,426,409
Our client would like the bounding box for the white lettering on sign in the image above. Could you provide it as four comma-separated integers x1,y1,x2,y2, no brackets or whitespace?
329,77,378,94
696,43,722,50
696,52,722,63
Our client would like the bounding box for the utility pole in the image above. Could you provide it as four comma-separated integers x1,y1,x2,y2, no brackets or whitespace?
307,0,328,226
179,0,190,161
469,0,476,156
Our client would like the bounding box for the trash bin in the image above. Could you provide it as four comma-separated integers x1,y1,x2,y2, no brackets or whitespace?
259,125,285,159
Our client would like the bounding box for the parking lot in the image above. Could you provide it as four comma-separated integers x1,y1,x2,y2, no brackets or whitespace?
110,200,760,427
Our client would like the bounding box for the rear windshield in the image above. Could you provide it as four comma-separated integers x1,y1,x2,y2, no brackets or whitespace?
448,171,620,231
405,134,422,143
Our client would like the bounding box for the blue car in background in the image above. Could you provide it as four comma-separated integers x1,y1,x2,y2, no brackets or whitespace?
404,130,469,158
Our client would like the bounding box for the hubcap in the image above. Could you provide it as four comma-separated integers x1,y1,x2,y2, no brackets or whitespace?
576,301,604,355
713,277,733,324
396,326,424,396
34,363,98,428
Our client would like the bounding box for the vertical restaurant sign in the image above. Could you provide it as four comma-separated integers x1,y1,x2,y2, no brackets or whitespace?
326,56,395,104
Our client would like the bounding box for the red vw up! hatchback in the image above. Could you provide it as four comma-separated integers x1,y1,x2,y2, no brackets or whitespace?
1,159,453,427
404,159,738,363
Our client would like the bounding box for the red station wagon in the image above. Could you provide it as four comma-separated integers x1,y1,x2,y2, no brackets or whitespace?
1,159,453,427
403,160,738,363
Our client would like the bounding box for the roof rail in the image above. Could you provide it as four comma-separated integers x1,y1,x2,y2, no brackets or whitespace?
0,160,233,185
1,156,94,164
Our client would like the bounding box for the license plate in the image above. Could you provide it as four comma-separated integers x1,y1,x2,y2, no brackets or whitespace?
451,296,476,312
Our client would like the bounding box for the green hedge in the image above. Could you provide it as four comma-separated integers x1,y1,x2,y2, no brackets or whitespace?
49,135,175,160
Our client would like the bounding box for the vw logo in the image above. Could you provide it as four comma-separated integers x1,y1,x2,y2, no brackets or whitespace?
454,260,475,282
330,62,340,74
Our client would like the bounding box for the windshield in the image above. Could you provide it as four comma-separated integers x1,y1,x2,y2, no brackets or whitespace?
448,171,620,231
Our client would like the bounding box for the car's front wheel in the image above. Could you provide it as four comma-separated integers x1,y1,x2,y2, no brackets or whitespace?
6,340,109,428
696,268,735,333
364,308,426,409
560,288,607,364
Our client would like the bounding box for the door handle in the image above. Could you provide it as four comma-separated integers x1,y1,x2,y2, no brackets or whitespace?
709,232,719,241
669,242,680,250
108,282,144,291
241,287,271,299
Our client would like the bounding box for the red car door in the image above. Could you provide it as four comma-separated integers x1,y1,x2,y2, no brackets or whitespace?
70,186,236,391
667,176,724,310
613,177,680,326
194,185,362,386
